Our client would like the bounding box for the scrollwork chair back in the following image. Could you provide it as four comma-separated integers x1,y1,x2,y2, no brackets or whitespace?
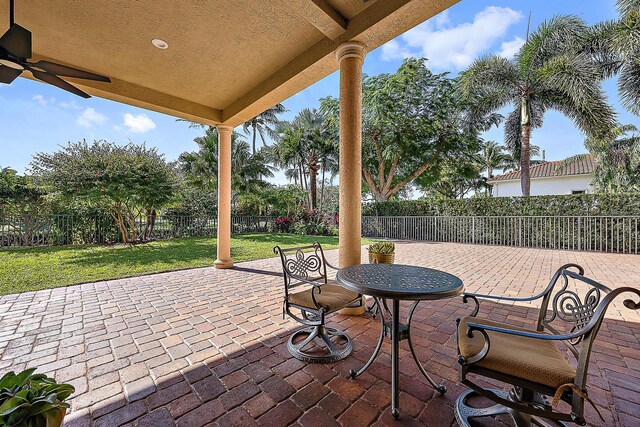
457,263,640,426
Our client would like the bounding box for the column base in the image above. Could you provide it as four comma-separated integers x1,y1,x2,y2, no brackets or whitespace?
214,259,234,269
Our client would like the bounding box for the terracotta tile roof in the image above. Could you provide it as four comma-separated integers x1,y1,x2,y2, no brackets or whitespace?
488,154,594,182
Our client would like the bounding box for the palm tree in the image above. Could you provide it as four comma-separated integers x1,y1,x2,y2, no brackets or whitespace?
269,109,336,210
592,0,640,114
268,121,307,192
178,127,274,194
242,104,287,154
293,108,334,210
480,141,510,180
501,145,542,172
460,15,616,196
178,127,219,190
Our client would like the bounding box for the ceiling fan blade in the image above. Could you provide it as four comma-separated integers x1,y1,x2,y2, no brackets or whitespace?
0,24,32,58
0,65,22,83
30,69,91,98
31,61,110,82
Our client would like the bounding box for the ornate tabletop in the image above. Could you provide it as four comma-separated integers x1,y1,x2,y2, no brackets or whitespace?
336,263,463,300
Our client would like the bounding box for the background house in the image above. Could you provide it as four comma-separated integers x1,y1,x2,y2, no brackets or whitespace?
489,154,595,197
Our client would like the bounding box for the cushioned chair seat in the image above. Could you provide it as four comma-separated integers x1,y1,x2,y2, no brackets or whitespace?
288,284,359,312
458,316,576,389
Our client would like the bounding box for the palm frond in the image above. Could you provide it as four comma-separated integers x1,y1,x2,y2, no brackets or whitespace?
618,60,640,115
459,55,520,96
519,15,590,78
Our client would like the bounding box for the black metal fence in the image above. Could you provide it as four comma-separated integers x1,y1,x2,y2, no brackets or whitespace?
2,213,639,254
362,216,640,254
0,214,273,247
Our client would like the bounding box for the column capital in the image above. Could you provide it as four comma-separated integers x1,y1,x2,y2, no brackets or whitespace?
216,125,233,134
335,41,366,63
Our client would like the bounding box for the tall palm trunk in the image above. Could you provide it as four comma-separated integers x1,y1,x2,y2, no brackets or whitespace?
485,165,492,196
319,159,326,212
309,160,319,210
520,98,532,196
252,121,257,154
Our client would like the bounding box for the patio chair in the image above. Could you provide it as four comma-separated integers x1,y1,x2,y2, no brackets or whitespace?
274,242,363,363
455,263,640,426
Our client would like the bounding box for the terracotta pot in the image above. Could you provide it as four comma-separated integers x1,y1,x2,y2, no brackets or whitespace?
46,408,66,427
369,252,395,264
339,298,366,316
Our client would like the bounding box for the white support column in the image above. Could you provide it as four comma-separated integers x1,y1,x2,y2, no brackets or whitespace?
336,41,366,269
214,125,234,269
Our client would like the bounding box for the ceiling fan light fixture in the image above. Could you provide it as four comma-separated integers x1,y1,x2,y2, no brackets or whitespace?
151,38,169,49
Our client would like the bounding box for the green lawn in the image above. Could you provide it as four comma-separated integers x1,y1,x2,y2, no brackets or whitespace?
0,234,374,296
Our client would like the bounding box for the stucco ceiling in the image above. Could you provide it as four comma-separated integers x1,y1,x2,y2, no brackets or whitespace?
1,0,459,126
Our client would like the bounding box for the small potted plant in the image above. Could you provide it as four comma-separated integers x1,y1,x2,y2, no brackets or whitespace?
0,368,75,427
368,241,395,264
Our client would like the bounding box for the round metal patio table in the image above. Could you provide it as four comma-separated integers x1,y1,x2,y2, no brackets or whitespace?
336,264,463,420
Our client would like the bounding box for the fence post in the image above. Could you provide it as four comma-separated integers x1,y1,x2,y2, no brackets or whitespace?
472,217,475,244
578,217,582,251
518,217,522,247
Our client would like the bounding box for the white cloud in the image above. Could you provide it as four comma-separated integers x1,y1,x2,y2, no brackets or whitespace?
58,100,81,110
380,6,523,70
32,94,55,107
77,107,108,128
381,40,413,61
123,113,156,133
499,36,525,59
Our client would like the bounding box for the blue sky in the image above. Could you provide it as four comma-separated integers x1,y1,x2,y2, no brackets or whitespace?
1,0,635,183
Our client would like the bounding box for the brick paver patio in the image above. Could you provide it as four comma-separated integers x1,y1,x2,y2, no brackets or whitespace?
1,242,639,427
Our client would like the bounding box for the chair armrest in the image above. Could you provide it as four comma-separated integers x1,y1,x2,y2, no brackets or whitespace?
460,286,640,366
465,321,584,342
459,320,582,366
462,292,544,317
463,292,543,303
287,274,329,310
325,260,339,271
462,263,585,317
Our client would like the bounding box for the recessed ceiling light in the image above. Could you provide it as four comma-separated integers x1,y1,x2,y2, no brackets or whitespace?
151,38,169,49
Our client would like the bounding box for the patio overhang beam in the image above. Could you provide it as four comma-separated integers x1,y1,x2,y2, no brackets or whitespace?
222,0,453,126
25,58,224,126
282,0,347,39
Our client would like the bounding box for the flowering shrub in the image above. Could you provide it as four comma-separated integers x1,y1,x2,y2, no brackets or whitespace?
270,208,337,236
274,215,292,232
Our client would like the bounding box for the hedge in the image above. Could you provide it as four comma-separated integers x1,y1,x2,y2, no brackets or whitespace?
361,194,640,217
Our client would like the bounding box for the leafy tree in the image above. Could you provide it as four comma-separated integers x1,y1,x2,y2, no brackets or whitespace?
0,168,53,245
0,166,17,190
582,124,640,191
322,58,490,201
31,140,176,243
166,185,217,216
242,104,287,154
460,15,616,196
423,156,487,199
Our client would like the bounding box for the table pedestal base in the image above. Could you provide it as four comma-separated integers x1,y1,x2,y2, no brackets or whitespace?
349,298,446,420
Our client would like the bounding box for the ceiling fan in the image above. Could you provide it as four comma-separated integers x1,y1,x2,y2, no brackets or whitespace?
0,0,110,98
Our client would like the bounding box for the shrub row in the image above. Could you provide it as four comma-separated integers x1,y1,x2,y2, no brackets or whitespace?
362,194,640,217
